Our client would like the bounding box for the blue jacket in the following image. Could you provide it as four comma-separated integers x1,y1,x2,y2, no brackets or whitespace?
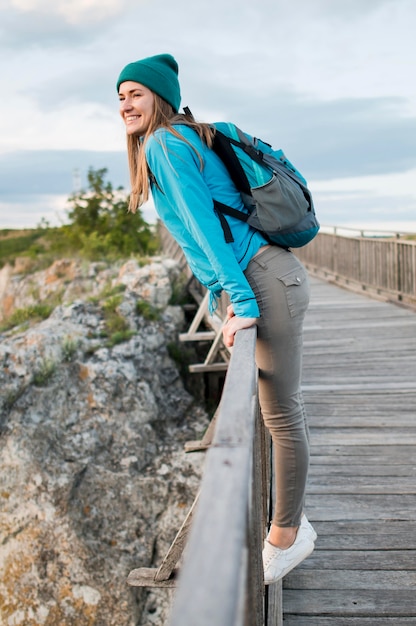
145,124,270,318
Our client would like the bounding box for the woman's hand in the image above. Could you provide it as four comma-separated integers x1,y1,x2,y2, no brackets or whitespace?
222,311,258,348
226,303,236,321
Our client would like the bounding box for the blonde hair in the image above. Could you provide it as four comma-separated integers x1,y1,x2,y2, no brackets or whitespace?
126,94,215,213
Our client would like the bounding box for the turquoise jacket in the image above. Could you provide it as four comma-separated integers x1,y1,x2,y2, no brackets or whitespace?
145,124,271,318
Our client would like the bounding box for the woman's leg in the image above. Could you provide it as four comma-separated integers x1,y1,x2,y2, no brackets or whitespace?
245,246,310,540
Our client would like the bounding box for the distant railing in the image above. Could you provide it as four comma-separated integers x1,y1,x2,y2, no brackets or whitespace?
296,229,416,308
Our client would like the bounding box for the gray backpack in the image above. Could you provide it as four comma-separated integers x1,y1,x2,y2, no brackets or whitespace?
209,121,320,248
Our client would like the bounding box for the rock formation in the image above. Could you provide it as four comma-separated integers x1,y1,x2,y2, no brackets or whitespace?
0,258,209,626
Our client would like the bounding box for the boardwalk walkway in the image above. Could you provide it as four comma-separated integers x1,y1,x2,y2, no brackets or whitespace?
284,275,416,624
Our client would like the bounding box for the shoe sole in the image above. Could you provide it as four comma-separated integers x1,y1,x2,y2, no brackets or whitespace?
264,540,315,585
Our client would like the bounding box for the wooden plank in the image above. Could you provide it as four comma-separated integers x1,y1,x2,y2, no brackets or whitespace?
307,413,416,428
305,392,416,404
127,497,200,588
188,362,229,373
283,589,416,616
284,569,416,589
309,444,416,458
283,617,416,625
304,494,416,520
154,493,199,582
309,454,415,466
307,519,416,537
266,583,283,626
306,475,416,494
309,428,416,445
179,331,216,341
311,529,416,551
188,362,228,373
184,407,219,452
298,549,416,570
308,465,416,477
302,382,416,391
126,567,178,588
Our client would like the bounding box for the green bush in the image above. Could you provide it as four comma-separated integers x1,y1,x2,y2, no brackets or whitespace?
0,303,54,332
32,359,56,386
105,329,135,347
100,292,136,346
1,168,159,270
47,168,158,260
61,336,80,361
0,230,45,268
135,300,160,321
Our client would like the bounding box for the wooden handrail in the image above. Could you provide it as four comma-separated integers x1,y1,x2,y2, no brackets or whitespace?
167,326,272,625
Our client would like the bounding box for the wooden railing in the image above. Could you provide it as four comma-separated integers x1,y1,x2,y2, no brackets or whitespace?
296,229,416,308
167,326,280,626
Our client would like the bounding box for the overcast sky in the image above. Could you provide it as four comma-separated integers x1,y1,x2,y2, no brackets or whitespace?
1,0,415,232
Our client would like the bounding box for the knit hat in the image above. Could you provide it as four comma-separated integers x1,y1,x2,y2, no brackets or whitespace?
116,53,181,113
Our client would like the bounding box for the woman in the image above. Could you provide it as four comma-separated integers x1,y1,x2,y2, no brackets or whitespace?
117,53,317,583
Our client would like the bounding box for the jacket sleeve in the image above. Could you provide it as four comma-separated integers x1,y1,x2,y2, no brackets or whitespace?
146,130,260,318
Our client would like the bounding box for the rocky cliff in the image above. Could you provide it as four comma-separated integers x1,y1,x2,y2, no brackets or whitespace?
0,258,209,626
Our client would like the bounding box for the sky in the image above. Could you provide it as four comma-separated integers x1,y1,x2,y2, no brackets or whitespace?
0,0,416,233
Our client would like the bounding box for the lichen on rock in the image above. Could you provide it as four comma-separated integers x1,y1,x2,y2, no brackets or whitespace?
0,258,209,626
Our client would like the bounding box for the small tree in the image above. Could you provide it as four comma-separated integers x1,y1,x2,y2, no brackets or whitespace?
49,167,157,259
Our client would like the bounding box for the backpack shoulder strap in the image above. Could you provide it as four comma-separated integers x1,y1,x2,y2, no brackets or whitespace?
211,128,252,195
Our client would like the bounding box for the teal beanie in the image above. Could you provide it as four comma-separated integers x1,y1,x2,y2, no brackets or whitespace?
116,53,181,113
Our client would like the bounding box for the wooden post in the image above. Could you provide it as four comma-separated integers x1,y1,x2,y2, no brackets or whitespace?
245,400,266,625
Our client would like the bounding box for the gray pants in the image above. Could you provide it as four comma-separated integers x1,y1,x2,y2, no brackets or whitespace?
244,246,310,527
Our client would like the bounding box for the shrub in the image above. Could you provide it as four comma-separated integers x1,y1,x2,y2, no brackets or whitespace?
0,303,54,332
61,336,80,361
135,300,160,321
32,359,56,386
101,292,135,346
47,168,158,260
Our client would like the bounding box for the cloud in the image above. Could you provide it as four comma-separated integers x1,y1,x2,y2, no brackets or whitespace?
5,0,136,24
297,0,396,19
0,150,128,196
264,96,416,179
1,0,415,231
0,0,141,48
311,167,416,225
182,74,416,179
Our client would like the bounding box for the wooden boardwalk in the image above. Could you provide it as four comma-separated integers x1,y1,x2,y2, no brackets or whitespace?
283,276,416,625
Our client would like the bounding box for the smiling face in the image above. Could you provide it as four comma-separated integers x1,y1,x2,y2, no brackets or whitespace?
118,81,155,136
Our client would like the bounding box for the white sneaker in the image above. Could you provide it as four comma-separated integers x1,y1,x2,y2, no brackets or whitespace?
300,514,317,542
266,515,317,543
263,523,315,584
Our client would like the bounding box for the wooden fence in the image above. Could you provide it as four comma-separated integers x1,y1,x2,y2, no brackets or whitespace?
296,229,416,308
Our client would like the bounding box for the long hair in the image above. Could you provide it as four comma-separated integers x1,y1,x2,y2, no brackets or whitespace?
126,94,215,213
